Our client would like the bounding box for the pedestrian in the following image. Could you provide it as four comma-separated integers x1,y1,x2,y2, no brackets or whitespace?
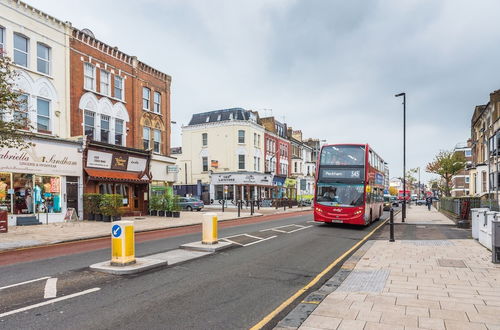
425,196,432,211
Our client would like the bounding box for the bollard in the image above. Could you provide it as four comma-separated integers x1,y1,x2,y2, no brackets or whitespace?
389,208,395,242
284,200,286,211
257,200,260,210
202,213,218,245
238,200,241,217
222,199,225,213
251,200,254,215
402,201,406,223
111,221,136,266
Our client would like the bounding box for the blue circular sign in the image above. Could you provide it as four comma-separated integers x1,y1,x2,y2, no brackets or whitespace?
112,224,122,238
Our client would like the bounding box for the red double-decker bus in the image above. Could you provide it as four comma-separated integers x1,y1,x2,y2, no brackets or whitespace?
314,144,386,226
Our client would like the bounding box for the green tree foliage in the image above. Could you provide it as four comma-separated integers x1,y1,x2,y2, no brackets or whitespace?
0,54,33,149
426,151,466,197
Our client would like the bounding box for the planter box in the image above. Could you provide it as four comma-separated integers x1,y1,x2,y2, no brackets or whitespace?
173,211,180,218
102,215,111,222
166,211,172,217
95,214,103,221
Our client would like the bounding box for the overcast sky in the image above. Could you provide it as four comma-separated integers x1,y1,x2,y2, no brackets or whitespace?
27,0,500,184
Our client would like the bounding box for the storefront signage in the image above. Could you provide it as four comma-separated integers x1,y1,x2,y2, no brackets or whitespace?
375,173,384,185
211,160,219,168
111,154,129,170
211,173,272,186
87,150,112,169
127,157,147,172
319,168,364,180
0,138,82,176
167,166,178,173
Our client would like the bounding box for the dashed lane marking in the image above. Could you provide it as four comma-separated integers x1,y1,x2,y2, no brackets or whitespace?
0,287,101,319
43,278,57,299
0,277,51,291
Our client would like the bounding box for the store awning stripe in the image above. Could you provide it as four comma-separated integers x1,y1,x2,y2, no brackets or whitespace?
85,169,150,183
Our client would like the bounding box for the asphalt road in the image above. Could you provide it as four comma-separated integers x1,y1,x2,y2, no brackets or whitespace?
0,211,390,330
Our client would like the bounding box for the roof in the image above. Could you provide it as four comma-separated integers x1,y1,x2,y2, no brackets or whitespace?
188,108,257,126
85,169,150,183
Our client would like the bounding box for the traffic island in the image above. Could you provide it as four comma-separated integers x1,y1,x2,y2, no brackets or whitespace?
180,212,233,252
90,258,168,275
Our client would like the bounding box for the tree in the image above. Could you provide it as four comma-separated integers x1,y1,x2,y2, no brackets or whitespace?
388,186,398,196
0,54,33,149
426,151,466,197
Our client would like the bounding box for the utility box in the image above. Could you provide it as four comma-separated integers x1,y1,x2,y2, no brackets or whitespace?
471,208,489,240
493,216,500,263
0,211,7,233
111,221,135,266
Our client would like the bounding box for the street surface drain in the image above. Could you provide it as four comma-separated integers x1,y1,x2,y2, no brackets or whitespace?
437,259,467,268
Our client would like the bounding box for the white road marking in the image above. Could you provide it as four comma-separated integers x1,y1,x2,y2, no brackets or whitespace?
221,238,243,246
259,224,305,233
243,234,265,240
0,287,101,319
0,277,51,291
287,225,313,233
43,278,57,299
242,235,277,247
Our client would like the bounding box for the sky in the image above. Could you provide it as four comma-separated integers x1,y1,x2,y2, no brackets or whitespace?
26,0,500,184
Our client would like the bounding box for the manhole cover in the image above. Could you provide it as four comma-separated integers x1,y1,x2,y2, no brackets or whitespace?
438,259,467,268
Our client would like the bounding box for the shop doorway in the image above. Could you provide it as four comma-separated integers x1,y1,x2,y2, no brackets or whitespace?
66,176,79,216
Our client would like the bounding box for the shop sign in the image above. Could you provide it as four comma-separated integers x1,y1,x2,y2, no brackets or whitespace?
87,150,112,169
111,154,129,170
211,173,272,185
285,178,297,187
167,165,178,173
127,157,147,172
211,160,219,168
375,173,384,185
319,168,364,180
0,138,82,176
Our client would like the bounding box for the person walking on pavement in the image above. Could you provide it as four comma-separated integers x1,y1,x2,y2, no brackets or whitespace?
425,196,433,211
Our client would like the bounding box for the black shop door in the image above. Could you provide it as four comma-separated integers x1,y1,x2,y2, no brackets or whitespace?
66,176,79,216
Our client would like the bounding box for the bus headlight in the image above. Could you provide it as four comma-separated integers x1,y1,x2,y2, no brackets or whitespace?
354,210,362,215
315,207,323,212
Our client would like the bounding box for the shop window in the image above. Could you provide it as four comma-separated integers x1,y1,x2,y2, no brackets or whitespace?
116,184,129,207
99,183,114,194
35,176,61,213
115,119,124,145
13,173,33,214
0,173,12,213
84,110,95,139
100,114,110,143
36,97,50,133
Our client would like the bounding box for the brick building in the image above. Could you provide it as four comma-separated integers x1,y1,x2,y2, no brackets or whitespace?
450,142,472,197
69,28,173,216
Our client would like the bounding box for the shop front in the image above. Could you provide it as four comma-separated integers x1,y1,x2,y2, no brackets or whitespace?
84,142,151,217
0,136,83,225
150,154,177,197
210,172,273,202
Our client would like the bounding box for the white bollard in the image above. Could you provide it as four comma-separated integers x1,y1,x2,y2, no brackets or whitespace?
202,212,218,245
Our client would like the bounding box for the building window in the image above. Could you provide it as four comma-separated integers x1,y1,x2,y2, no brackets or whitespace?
143,127,150,150
154,129,161,153
37,43,50,75
115,119,123,145
100,115,110,143
254,156,257,170
14,33,29,67
153,92,161,113
465,150,472,157
0,27,4,52
100,70,110,96
238,155,245,169
202,133,207,146
465,177,470,184
202,157,208,172
114,76,123,100
36,98,50,133
84,111,95,139
254,133,257,147
238,130,245,143
14,93,29,124
84,63,95,90
142,87,150,110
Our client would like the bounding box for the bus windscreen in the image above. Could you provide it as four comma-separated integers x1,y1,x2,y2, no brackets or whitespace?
320,145,365,166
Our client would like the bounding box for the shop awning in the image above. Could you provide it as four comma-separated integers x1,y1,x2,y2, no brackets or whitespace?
85,169,151,183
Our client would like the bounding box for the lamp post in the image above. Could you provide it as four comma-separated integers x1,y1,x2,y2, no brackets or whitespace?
395,92,406,222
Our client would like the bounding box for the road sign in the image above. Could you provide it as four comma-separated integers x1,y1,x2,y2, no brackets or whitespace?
112,224,122,238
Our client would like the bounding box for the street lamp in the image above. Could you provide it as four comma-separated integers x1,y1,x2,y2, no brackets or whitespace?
395,92,406,222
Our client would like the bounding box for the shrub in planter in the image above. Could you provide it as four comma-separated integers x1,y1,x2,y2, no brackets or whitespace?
149,195,162,216
100,194,123,222
163,190,173,217
83,193,101,221
172,194,181,218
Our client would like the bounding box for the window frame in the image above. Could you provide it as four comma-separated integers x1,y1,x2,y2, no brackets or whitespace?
36,42,51,75
153,129,161,153
115,118,124,146
84,110,95,140
202,133,208,146
84,62,96,91
36,97,51,133
202,156,208,172
143,126,151,150
13,33,29,67
238,130,245,144
153,91,161,113
100,69,110,96
100,114,110,143
114,75,123,100
14,93,29,125
238,154,245,170
0,26,5,52
142,87,151,110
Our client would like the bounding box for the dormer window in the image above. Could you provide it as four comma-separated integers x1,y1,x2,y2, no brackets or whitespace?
205,116,209,123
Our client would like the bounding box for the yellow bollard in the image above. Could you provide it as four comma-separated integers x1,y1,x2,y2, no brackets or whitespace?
202,213,218,245
111,221,136,266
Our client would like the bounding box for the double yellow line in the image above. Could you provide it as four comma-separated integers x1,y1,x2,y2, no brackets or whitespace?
250,218,389,330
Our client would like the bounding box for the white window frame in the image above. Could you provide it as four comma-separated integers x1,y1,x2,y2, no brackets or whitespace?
100,114,110,143
202,156,208,172
84,110,95,139
13,33,29,68
143,127,151,150
14,93,29,124
100,70,110,96
153,91,161,113
36,42,51,75
84,63,96,91
115,118,124,146
202,133,208,146
36,97,51,133
153,129,161,153
238,130,245,144
142,87,150,110
114,76,123,100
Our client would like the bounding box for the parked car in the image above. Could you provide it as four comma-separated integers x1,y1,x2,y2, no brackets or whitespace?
416,199,427,206
383,195,392,211
179,197,204,211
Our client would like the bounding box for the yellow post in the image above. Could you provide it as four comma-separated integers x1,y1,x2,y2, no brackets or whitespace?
111,221,136,266
202,212,218,245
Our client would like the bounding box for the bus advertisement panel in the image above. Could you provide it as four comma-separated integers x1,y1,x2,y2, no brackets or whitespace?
314,144,385,226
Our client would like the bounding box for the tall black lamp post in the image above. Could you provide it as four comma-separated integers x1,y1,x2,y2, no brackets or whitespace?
395,92,406,222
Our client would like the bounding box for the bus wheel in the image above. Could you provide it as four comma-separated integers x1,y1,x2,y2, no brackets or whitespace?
378,207,382,220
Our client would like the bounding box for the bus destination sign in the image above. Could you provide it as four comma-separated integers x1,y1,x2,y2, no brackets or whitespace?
320,168,364,180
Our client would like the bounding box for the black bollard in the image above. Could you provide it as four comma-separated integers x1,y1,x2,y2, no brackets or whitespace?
251,200,254,215
222,199,225,213
238,200,241,217
389,208,395,242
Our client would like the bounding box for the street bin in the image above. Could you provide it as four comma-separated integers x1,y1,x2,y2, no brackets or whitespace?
480,211,496,251
492,215,500,263
0,210,7,233
471,208,489,240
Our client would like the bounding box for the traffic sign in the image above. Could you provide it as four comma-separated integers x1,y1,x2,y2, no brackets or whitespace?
112,224,122,238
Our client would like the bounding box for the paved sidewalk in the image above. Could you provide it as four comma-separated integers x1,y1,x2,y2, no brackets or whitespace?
277,204,500,330
0,207,311,251
394,205,455,225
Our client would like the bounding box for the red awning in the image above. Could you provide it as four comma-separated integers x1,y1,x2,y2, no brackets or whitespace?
85,168,150,183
